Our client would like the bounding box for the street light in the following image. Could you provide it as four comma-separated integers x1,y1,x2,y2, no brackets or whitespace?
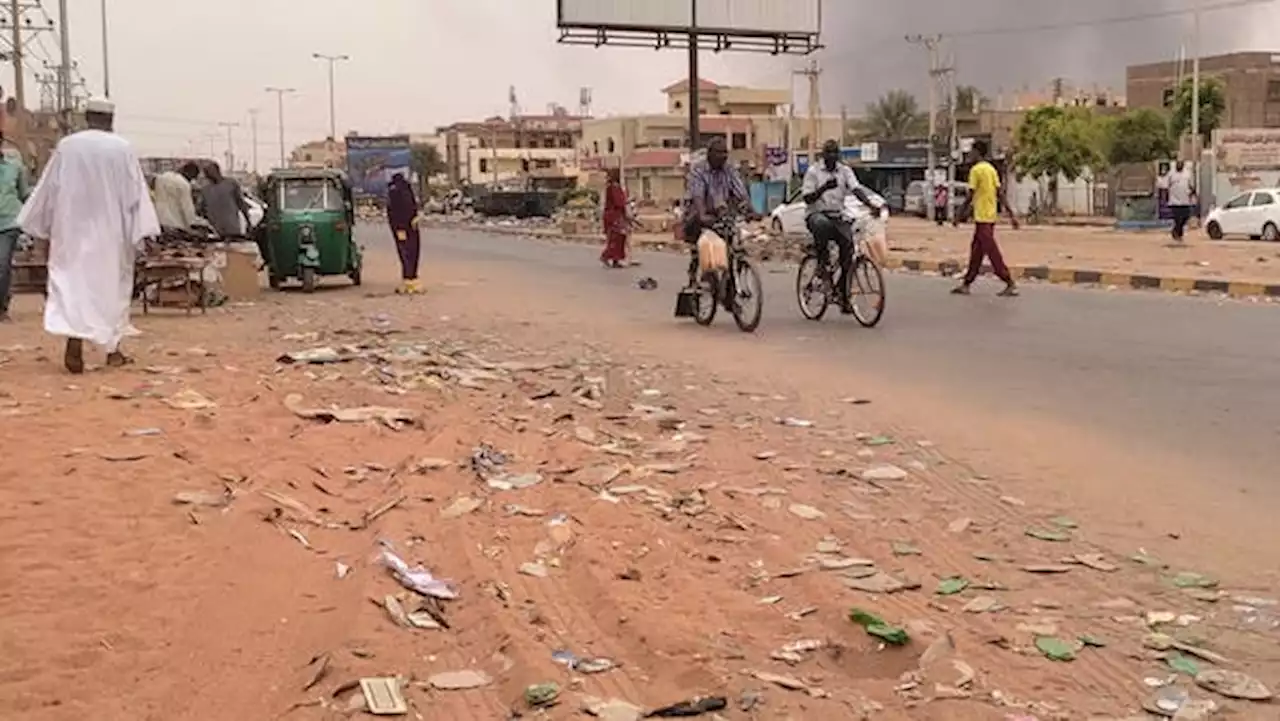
100,0,110,97
265,87,295,169
312,53,349,141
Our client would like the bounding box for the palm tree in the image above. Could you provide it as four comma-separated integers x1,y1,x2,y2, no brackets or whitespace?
864,90,926,140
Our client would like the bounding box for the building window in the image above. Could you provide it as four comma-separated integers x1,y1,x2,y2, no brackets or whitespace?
731,132,747,150
673,100,683,110
479,137,488,149
1269,80,1280,101
479,158,489,173
592,141,599,154
1162,87,1175,107
721,110,731,115
607,138,616,153
558,136,572,148
698,107,707,115
534,159,553,169
661,138,682,148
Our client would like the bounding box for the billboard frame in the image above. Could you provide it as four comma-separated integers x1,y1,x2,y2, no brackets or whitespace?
555,0,822,55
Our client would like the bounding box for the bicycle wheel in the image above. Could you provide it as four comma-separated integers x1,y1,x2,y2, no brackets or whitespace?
694,272,718,326
849,255,886,328
732,259,763,333
796,254,829,321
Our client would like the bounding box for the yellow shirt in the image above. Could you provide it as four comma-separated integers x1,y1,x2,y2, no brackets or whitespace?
968,161,1000,223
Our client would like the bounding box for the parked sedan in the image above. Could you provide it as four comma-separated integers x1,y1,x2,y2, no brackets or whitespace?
769,187,887,236
1204,188,1280,241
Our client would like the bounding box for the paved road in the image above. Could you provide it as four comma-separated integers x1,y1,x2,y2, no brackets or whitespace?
364,225,1280,491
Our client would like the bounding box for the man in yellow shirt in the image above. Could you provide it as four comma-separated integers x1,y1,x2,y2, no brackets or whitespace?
953,139,1020,297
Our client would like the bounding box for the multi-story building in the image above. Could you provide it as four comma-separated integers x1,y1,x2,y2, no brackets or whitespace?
579,78,845,205
437,109,585,186
289,138,344,169
1127,51,1280,128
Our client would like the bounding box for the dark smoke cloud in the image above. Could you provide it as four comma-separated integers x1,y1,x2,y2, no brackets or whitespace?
741,0,1277,110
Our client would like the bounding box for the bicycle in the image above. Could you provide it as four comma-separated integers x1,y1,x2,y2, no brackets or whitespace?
676,216,764,333
795,217,886,327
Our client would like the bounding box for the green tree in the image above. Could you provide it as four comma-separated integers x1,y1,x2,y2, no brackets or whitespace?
410,143,447,193
864,90,927,140
1100,108,1176,165
1013,106,1104,212
1170,76,1226,143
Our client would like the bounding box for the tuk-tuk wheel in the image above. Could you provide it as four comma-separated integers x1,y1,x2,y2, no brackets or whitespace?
300,267,317,293
349,264,362,287
268,274,283,290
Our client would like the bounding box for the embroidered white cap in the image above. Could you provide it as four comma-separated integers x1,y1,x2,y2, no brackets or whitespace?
84,97,115,115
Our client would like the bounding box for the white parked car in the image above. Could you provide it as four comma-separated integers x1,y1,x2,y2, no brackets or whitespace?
1205,188,1280,241
770,187,887,236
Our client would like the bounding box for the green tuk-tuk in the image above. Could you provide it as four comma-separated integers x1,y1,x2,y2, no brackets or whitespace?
260,168,362,292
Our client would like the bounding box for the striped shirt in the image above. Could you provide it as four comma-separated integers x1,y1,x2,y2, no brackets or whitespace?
683,159,748,222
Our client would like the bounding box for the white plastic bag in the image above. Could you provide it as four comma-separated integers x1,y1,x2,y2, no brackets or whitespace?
862,216,889,266
697,230,728,273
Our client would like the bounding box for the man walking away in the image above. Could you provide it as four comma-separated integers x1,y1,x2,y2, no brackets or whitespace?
18,98,160,373
200,162,252,238
387,173,422,294
933,182,948,226
0,143,30,321
1166,161,1195,242
952,139,1020,297
153,162,200,232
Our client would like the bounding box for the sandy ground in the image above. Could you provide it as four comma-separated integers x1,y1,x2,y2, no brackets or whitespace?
0,249,1275,721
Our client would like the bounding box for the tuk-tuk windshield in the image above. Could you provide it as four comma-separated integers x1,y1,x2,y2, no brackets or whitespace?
279,178,346,212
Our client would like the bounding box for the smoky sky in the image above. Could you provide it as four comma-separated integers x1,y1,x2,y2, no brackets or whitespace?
737,0,1280,111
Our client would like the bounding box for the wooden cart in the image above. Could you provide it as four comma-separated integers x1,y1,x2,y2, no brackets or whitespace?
135,256,210,315
10,236,48,295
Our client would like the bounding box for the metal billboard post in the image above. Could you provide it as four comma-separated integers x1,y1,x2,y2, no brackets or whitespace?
556,0,822,163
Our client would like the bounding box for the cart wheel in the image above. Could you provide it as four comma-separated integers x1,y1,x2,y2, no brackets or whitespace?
269,274,282,290
300,267,317,293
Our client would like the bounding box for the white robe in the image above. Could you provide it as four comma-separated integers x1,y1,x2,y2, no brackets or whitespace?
18,130,160,350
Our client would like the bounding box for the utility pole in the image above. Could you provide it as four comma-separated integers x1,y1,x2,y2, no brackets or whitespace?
795,60,820,169
8,0,24,111
265,87,295,169
56,0,71,134
907,34,943,223
1189,0,1202,201
100,0,109,97
217,121,238,172
312,52,348,140
248,109,259,174
946,49,959,224
687,0,700,151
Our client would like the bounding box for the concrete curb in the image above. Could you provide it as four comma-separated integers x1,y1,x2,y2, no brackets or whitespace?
426,223,1280,299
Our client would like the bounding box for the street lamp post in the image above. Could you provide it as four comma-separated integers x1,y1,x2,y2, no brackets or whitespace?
100,0,110,97
265,87,295,169
312,53,349,141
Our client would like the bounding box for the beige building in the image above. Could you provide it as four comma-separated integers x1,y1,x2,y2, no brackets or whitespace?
1128,51,1280,129
663,78,791,116
579,78,844,205
437,110,584,186
289,138,344,169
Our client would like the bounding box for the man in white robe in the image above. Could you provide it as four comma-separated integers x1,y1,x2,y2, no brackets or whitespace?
18,98,160,373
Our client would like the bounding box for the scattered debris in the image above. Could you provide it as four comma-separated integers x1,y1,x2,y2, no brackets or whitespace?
861,464,908,481
552,649,616,674
788,503,825,520
1034,636,1077,662
164,388,217,410
171,489,232,508
427,669,493,690
1195,669,1272,701
524,682,561,707
645,696,728,717
378,546,458,599
849,608,910,645
440,496,484,519
360,677,408,715
936,577,970,596
284,393,418,429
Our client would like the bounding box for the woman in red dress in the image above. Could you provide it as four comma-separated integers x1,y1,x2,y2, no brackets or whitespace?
600,169,628,268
